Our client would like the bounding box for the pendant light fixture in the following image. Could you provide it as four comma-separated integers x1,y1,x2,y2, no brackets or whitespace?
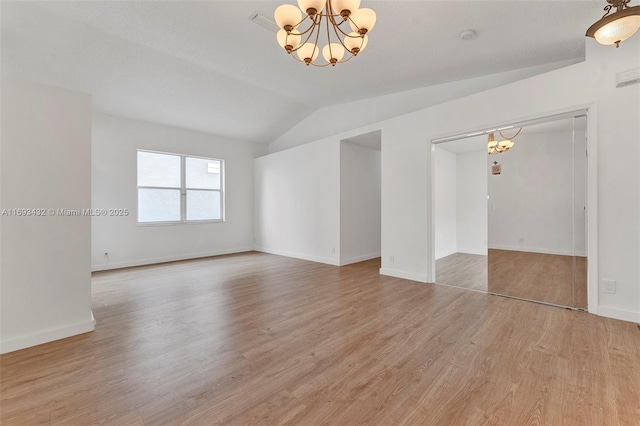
586,0,640,47
274,0,376,67
487,128,522,155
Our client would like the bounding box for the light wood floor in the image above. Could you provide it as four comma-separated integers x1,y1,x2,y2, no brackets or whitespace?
436,250,588,309
2,252,638,425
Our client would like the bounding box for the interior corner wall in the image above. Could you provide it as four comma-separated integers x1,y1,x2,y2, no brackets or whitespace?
434,147,457,260
1,77,93,354
254,139,341,265
456,150,488,256
91,113,263,270
339,142,381,265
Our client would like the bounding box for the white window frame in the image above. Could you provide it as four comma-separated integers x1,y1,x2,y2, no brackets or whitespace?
136,149,225,225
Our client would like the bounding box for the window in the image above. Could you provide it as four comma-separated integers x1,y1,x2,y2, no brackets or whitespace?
137,150,224,224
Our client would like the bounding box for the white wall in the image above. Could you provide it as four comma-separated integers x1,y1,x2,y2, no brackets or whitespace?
1,77,94,353
269,60,581,153
488,130,584,256
434,147,457,259
269,36,640,323
457,150,488,255
340,142,381,265
91,113,265,270
254,140,341,265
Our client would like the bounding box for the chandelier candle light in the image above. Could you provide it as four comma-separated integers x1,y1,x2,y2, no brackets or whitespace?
586,0,640,47
274,0,376,67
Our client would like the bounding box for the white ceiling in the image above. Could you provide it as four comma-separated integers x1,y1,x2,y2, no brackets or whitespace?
1,1,602,144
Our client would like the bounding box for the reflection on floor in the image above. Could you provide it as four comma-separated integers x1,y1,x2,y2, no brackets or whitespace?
436,250,587,309
435,252,487,291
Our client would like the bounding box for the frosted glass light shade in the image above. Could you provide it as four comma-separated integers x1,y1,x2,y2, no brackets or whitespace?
331,0,361,15
343,32,368,53
498,140,514,151
277,29,302,50
296,43,320,62
594,14,640,45
297,0,325,15
349,7,376,33
322,43,345,63
275,4,302,30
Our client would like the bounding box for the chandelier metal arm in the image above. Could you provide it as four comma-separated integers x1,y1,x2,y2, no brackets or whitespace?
326,8,355,38
286,14,320,54
310,15,323,61
336,53,355,64
498,128,523,140
346,15,364,34
330,14,354,52
326,8,332,54
603,0,631,17
290,53,331,67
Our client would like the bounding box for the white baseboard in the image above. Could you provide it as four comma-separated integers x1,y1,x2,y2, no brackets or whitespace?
457,248,488,256
340,252,381,266
596,306,640,324
0,316,96,354
379,268,428,283
488,244,587,257
254,247,340,266
91,247,254,271
435,250,457,261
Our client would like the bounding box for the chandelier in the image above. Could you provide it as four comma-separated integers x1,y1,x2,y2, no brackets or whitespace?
586,0,640,47
274,0,376,67
487,128,522,155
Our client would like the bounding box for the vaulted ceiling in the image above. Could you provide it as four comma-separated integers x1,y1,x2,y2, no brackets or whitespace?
1,1,603,144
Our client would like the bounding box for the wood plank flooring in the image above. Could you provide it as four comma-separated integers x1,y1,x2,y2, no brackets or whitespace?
2,252,638,425
489,249,588,309
436,250,588,309
436,252,487,292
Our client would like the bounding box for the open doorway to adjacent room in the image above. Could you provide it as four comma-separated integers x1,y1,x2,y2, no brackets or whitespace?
432,112,590,310
340,130,382,267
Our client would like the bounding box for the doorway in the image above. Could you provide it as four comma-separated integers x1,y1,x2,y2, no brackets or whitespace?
432,112,590,310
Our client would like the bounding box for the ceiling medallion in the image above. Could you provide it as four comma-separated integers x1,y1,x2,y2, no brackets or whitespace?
274,0,376,67
586,0,640,47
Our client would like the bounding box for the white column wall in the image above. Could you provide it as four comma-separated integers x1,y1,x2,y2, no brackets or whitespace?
1,77,93,353
254,140,341,265
434,147,457,260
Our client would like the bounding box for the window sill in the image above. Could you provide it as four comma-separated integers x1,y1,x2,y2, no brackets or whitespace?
136,220,224,227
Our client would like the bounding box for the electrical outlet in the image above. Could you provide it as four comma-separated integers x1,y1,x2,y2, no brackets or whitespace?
602,280,616,294
389,254,395,264
331,247,336,254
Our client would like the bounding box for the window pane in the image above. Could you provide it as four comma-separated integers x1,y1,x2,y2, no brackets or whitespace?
186,157,221,190
138,151,181,188
138,188,181,222
186,190,221,221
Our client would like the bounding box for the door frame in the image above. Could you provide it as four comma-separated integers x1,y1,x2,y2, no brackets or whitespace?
428,105,598,314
